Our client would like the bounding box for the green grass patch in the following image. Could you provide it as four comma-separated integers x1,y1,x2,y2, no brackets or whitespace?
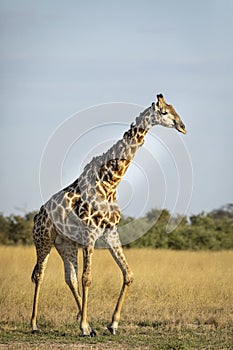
1,321,232,350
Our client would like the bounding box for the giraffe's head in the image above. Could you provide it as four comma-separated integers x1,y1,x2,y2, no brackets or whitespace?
153,94,186,134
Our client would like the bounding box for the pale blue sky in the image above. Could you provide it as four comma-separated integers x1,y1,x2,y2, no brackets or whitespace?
1,0,233,216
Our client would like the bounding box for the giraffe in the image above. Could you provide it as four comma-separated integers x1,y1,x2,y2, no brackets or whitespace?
31,94,186,336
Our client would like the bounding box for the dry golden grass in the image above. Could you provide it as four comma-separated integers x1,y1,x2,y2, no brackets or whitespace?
0,246,233,330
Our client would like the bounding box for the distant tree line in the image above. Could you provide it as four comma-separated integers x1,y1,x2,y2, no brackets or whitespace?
0,204,233,250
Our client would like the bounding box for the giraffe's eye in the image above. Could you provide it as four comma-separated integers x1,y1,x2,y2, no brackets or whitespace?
161,111,168,115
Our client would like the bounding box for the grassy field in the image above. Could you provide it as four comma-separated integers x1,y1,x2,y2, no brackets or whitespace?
0,246,233,349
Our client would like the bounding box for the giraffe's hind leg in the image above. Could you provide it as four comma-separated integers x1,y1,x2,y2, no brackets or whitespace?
31,207,56,333
54,235,82,319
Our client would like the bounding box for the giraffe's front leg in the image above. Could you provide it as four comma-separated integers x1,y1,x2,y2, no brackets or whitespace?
104,231,134,335
107,246,133,335
80,245,96,337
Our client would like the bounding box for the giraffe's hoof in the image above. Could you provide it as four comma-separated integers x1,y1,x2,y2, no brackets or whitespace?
31,329,41,335
80,327,97,337
90,329,97,337
107,325,117,335
80,331,96,338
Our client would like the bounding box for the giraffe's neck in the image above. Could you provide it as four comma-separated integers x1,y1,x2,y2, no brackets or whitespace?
73,106,155,202
46,106,158,232
105,106,153,179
